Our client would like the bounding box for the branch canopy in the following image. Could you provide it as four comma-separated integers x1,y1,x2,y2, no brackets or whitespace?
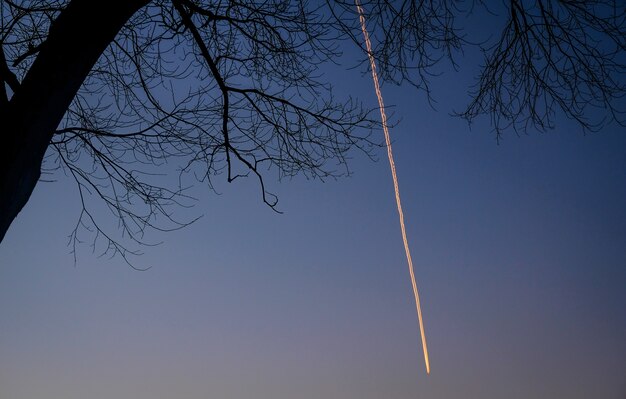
0,0,624,260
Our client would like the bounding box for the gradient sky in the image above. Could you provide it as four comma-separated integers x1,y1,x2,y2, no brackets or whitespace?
1,5,625,399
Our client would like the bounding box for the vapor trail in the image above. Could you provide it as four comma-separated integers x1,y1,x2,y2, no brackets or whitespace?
355,0,431,374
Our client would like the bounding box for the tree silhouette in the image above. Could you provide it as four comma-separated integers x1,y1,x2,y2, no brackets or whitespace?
0,0,624,262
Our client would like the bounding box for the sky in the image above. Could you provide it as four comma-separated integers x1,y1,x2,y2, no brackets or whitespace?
1,4,626,399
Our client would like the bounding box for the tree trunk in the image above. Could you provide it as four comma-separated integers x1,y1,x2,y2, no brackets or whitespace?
0,0,149,243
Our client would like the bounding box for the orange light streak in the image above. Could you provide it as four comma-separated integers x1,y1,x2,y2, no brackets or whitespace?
355,0,431,374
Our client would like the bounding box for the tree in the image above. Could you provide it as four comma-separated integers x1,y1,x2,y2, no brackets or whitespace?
1,0,624,262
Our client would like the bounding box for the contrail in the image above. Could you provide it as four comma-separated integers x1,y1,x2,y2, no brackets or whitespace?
355,0,431,374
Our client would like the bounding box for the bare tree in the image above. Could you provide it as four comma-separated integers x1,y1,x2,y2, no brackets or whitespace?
460,0,626,136
0,0,624,263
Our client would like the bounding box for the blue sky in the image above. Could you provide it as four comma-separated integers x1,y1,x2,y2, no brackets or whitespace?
1,4,625,399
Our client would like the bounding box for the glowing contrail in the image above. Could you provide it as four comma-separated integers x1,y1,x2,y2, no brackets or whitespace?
355,0,431,374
